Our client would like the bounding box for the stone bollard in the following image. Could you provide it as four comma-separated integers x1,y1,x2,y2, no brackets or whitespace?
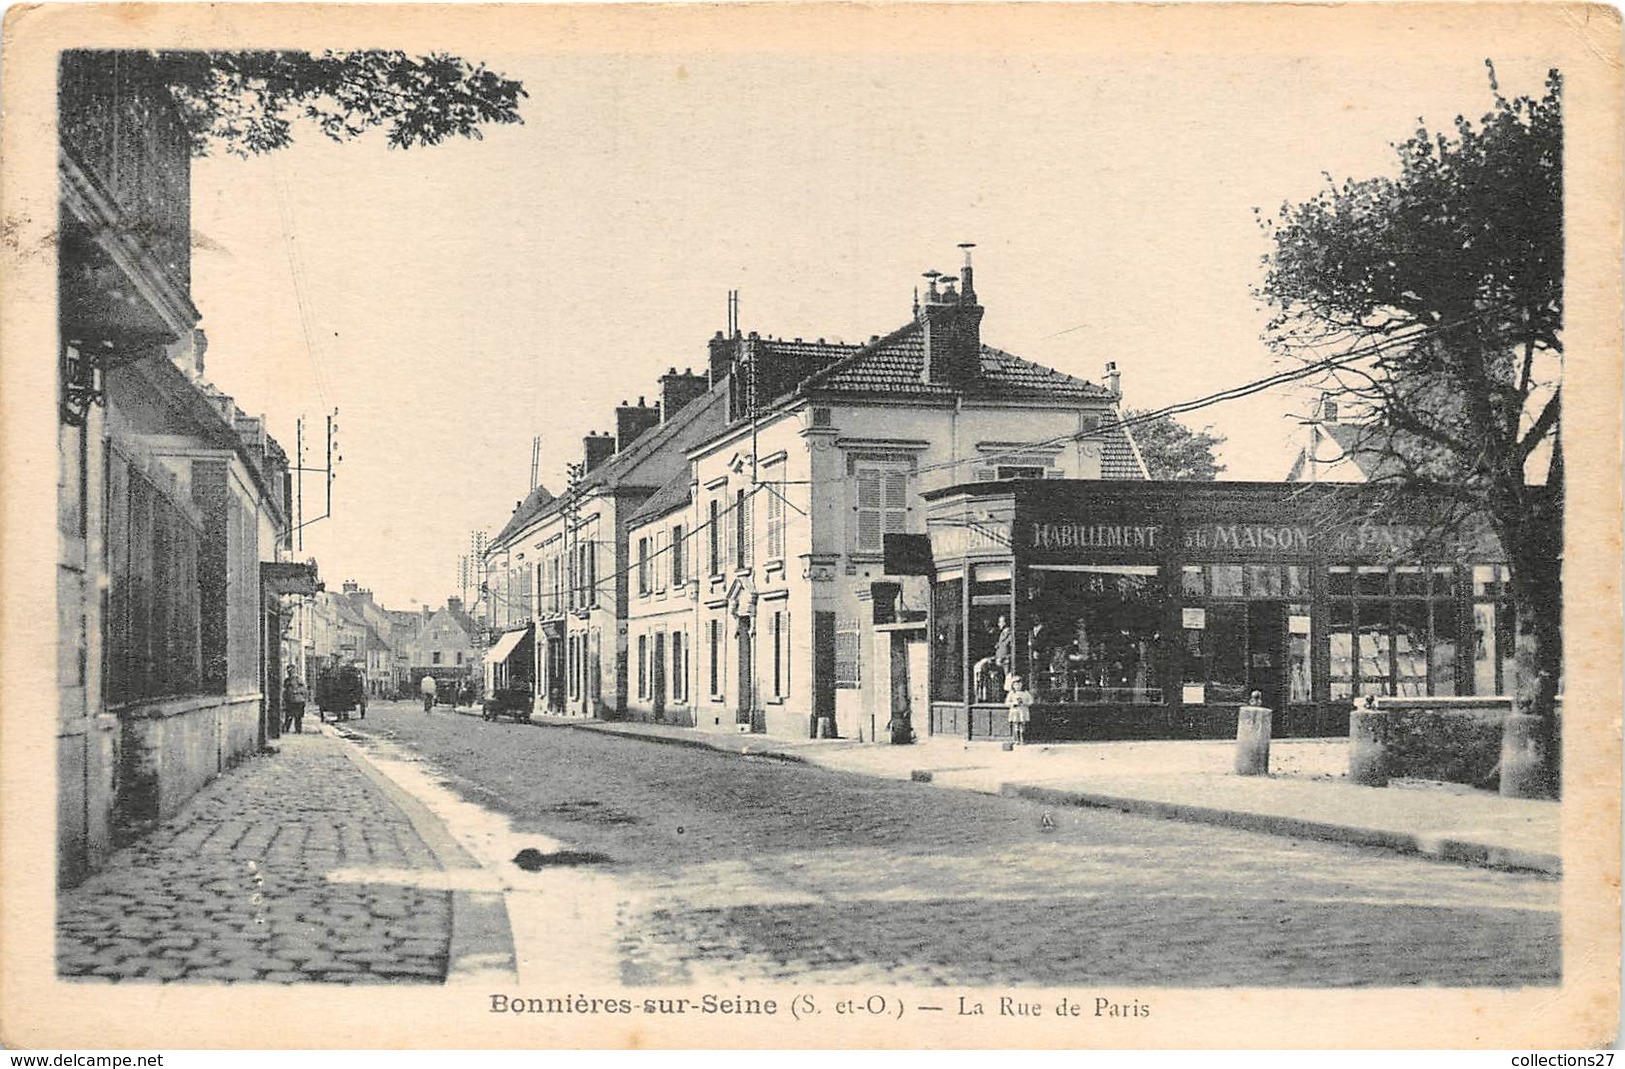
1348,703,1389,787
1234,693,1272,776
1499,712,1555,799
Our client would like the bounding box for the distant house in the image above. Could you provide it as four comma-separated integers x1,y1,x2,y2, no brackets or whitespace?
1285,395,1393,483
407,601,478,689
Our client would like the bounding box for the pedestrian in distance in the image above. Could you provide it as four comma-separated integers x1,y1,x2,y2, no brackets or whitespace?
282,667,308,734
1006,673,1033,747
420,673,437,713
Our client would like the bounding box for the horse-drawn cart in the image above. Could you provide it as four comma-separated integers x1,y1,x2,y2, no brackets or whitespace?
316,664,368,722
482,686,533,723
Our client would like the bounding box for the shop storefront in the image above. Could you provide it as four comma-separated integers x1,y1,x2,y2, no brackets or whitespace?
923,480,1511,741
484,624,535,697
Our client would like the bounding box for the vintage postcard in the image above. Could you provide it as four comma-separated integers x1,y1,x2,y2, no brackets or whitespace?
1,1,1619,1052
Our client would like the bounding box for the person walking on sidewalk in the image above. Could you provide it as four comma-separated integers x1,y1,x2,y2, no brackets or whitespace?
1006,674,1033,747
282,667,308,734
420,673,437,713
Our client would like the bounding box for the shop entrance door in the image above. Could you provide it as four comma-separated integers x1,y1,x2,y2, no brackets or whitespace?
1246,601,1287,711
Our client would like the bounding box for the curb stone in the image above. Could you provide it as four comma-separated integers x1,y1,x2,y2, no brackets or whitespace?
999,782,1561,876
326,726,520,982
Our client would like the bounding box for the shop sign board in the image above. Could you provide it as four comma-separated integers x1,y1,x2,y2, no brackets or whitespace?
1030,522,1162,551
928,515,1012,560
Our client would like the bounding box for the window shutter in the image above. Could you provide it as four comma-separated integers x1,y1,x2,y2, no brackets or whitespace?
883,471,908,534
766,480,785,560
856,468,882,552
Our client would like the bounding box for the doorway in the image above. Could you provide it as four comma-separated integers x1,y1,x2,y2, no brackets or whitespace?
1202,600,1287,709
735,617,753,727
652,631,667,720
1246,601,1287,710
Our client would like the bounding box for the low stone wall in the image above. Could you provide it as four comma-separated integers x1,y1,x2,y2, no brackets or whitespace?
117,693,262,841
1350,697,1510,788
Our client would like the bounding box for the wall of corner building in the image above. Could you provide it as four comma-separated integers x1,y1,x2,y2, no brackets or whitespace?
678,394,1125,740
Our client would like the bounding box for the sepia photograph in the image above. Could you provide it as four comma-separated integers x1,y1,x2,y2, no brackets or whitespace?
1,1,1620,1052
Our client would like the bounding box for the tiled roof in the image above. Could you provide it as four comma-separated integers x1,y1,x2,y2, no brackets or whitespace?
579,379,729,494
488,380,730,549
491,484,558,548
1100,410,1150,480
798,320,1112,402
628,467,692,527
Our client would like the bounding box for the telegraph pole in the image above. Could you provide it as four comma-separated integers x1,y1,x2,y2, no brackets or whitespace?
291,408,341,551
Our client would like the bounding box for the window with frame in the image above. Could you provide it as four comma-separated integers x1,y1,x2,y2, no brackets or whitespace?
765,473,786,561
432,651,442,665
708,498,722,576
735,488,752,570
653,529,667,594
834,611,861,688
671,524,685,587
1471,565,1518,697
1180,564,1311,705
1326,563,1461,700
996,465,1046,481
854,462,909,555
637,537,650,595
670,631,685,703
708,618,723,697
770,608,790,699
930,574,964,701
637,634,647,698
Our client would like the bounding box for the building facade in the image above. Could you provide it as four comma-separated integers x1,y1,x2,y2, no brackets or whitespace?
406,602,478,692
923,479,1516,741
56,52,304,883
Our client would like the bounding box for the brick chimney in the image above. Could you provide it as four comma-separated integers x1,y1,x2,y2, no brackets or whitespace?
1105,361,1121,398
919,244,985,387
615,397,660,450
708,331,736,387
659,367,708,422
583,431,616,472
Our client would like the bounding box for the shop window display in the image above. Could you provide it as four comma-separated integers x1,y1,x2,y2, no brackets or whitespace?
1471,565,1517,696
931,576,964,701
1326,563,1467,699
1027,564,1163,705
968,564,1013,702
1182,564,1311,707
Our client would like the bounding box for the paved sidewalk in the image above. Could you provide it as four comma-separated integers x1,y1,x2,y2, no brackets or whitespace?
530,714,1561,875
56,728,477,983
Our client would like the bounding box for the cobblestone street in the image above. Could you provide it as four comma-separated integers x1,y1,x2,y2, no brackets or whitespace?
56,731,453,984
351,703,1561,988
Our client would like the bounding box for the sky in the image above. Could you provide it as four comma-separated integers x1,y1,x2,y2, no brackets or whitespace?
184,30,1559,610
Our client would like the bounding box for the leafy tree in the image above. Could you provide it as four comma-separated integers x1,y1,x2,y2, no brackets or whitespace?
1125,409,1226,480
136,49,527,155
1258,63,1562,797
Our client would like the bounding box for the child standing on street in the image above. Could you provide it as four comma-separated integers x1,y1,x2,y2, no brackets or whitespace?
1006,674,1033,746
